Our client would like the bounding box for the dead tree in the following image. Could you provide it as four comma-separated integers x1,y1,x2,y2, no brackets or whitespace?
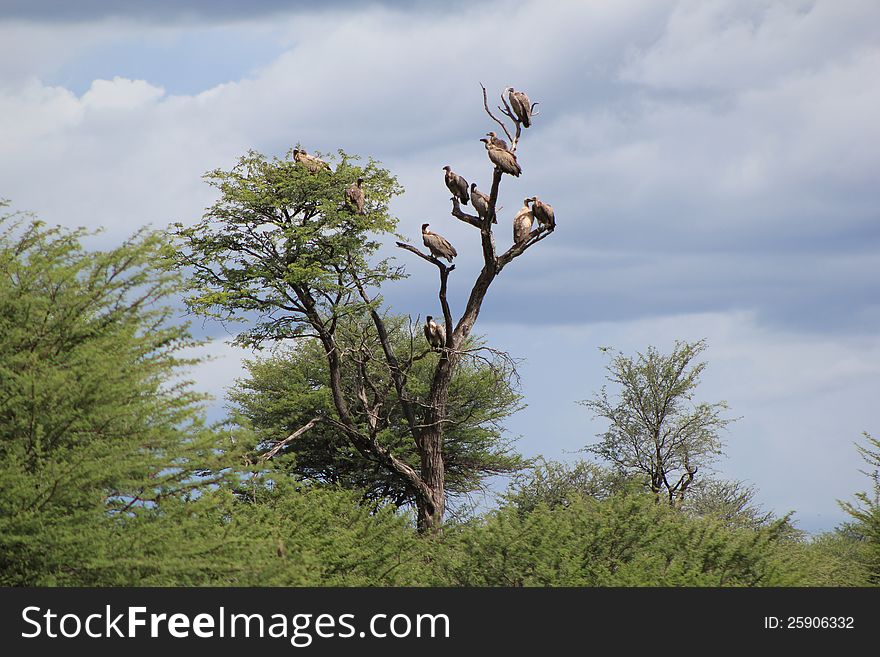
393,84,553,531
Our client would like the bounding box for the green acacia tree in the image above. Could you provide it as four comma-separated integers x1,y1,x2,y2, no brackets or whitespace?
581,340,734,506
174,87,552,532
231,314,524,509
0,206,227,584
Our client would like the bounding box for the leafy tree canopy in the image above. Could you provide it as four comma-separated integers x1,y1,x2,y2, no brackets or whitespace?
581,340,734,504
0,207,227,584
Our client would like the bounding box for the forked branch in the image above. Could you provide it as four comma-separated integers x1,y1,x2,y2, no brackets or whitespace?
480,82,514,147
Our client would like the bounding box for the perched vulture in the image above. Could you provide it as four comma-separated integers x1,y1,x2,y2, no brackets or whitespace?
530,196,555,229
480,138,521,177
443,166,469,205
346,178,365,214
293,148,329,173
421,223,457,262
470,183,494,223
506,87,533,128
513,198,534,244
485,131,509,151
424,315,446,350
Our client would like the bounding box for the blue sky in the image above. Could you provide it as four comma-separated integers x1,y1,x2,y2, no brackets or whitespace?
2,0,878,532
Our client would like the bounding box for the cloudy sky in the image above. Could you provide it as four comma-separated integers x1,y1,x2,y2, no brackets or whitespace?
2,0,878,532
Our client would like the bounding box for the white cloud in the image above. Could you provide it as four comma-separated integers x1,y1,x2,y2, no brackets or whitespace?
81,76,165,110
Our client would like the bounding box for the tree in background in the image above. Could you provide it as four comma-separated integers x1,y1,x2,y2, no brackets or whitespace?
230,313,524,510
175,86,552,531
581,340,734,505
680,478,777,530
503,458,629,515
0,206,227,584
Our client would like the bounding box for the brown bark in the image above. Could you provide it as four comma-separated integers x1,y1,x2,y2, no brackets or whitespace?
393,87,554,532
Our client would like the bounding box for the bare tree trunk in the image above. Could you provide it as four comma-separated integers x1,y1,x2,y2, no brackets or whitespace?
395,85,553,532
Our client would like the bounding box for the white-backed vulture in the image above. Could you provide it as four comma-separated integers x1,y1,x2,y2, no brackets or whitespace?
485,131,509,151
506,87,533,128
346,178,365,214
480,138,521,177
293,148,330,173
470,182,494,224
443,166,469,205
421,223,457,262
424,315,446,350
530,196,555,229
513,198,534,244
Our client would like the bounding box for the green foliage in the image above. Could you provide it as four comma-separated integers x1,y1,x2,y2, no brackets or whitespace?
63,480,428,586
680,478,783,531
582,340,734,504
230,314,525,507
429,490,800,587
173,148,404,348
838,432,880,583
503,458,628,515
0,211,226,585
791,528,874,586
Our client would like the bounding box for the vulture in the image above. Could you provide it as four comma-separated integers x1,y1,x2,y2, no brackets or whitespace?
421,223,457,262
293,148,329,173
424,315,446,350
513,198,534,244
443,166,469,205
506,87,533,128
470,183,494,223
480,138,521,177
346,178,365,214
485,131,509,151
530,196,555,229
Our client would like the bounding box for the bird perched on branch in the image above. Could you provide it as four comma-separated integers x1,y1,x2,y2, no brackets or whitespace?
480,138,521,177
293,148,330,173
421,223,457,262
513,199,534,244
443,166,469,205
529,196,555,230
506,87,533,128
346,178,365,214
485,131,509,151
470,183,493,224
424,315,446,350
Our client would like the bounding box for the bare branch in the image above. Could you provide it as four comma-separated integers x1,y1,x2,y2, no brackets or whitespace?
395,241,456,273
321,414,434,503
496,225,555,272
480,82,514,145
262,417,318,461
450,196,482,229
348,258,421,441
